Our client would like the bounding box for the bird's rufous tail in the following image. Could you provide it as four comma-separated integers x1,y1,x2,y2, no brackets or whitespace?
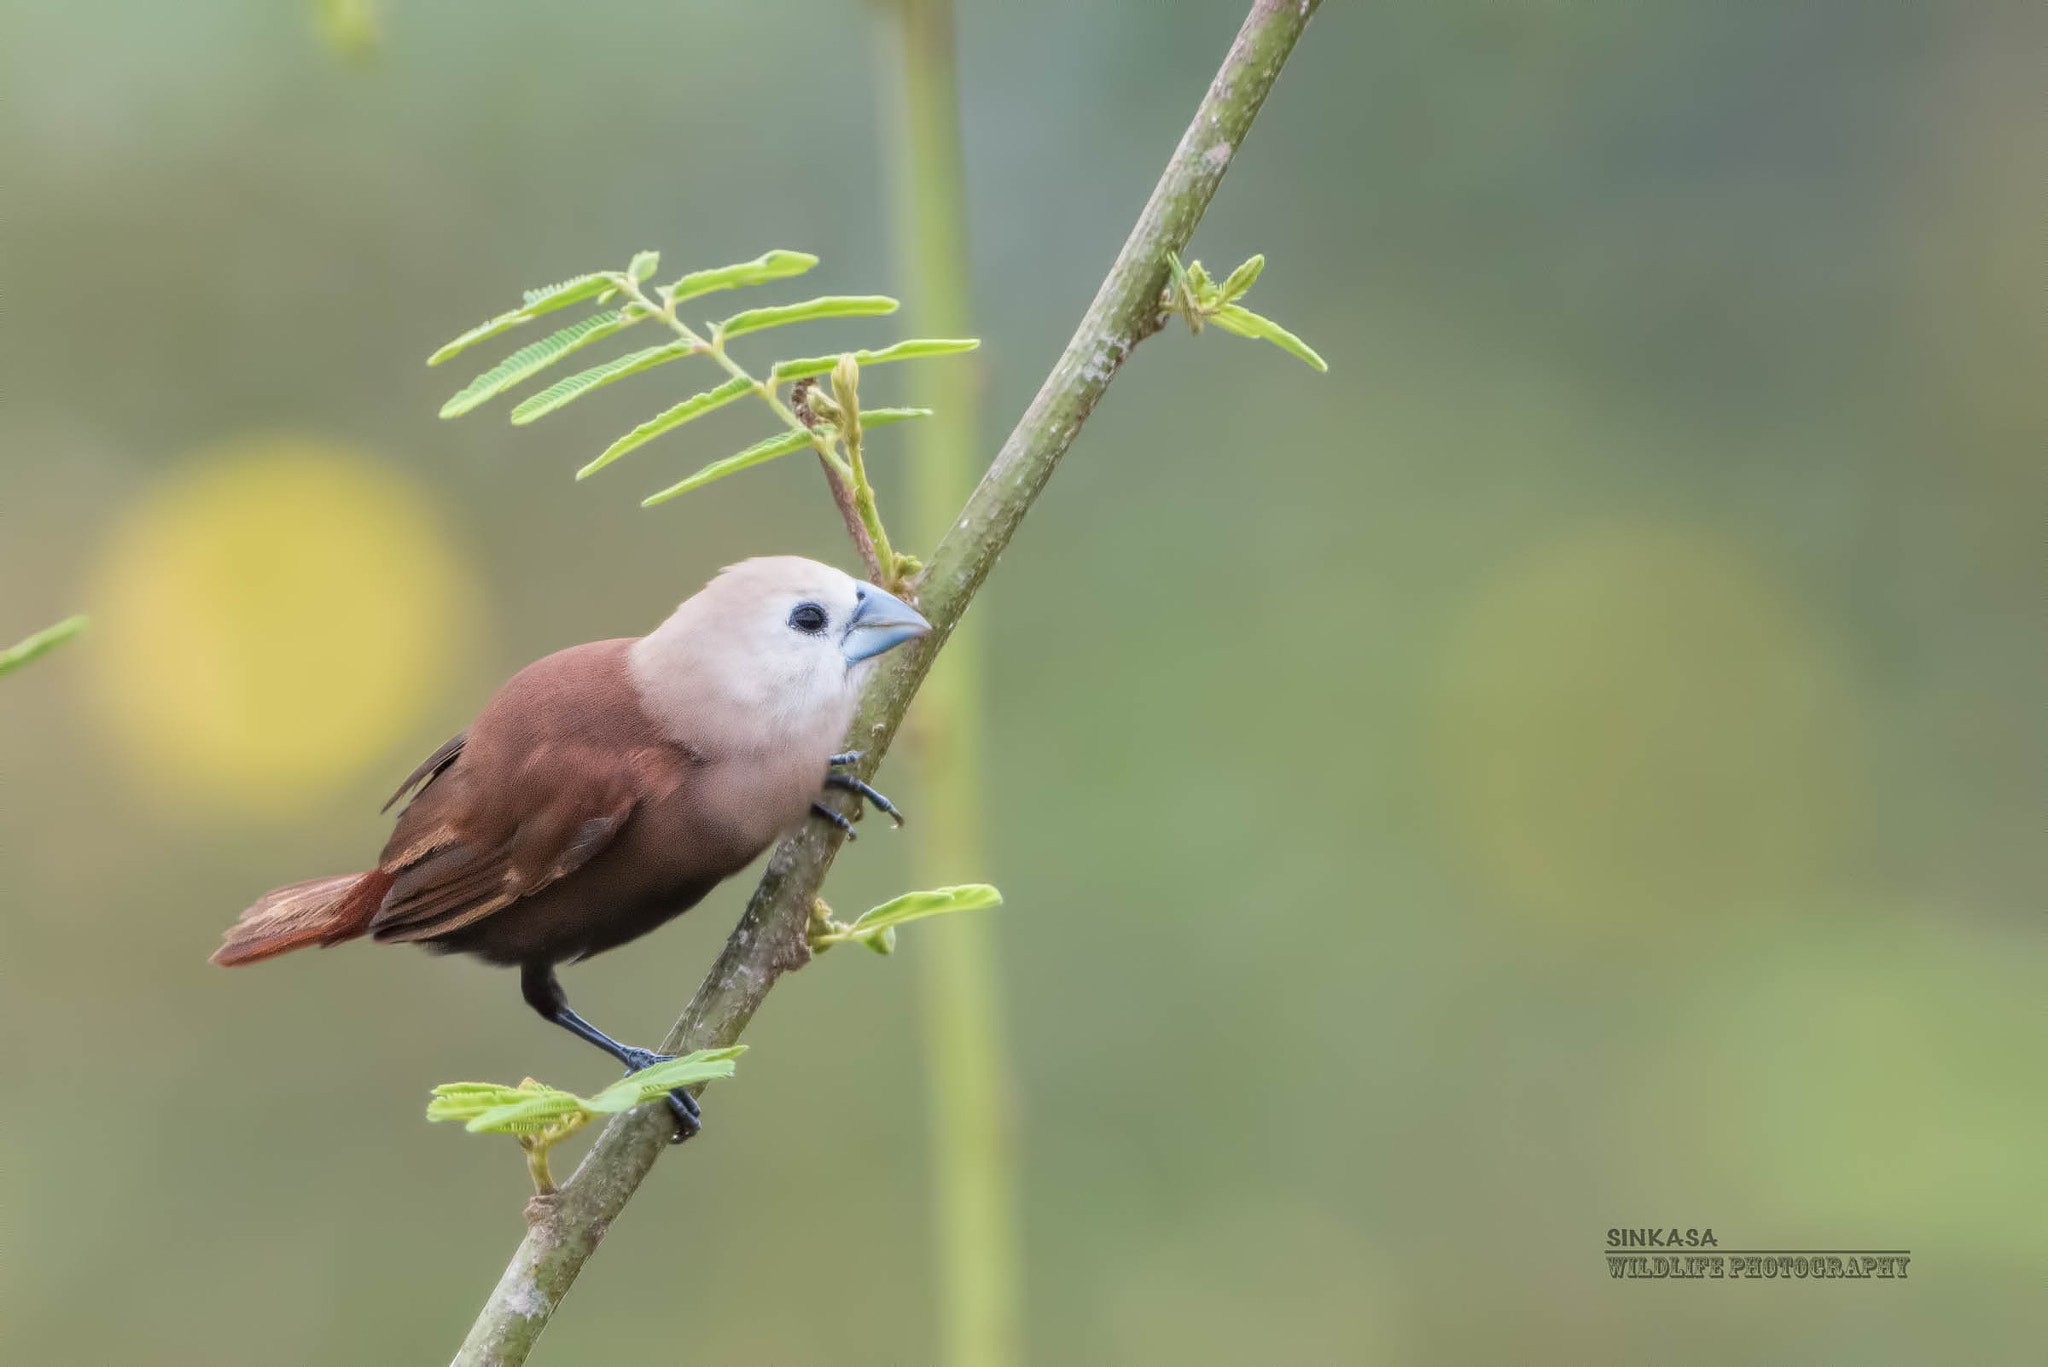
210,870,393,966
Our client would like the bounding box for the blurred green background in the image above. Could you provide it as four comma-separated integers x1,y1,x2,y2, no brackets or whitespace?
3,2,2042,1362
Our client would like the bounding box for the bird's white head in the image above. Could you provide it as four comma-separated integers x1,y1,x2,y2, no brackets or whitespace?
630,556,929,753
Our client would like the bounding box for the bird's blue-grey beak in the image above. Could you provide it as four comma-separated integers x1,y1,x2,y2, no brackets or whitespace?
841,583,930,665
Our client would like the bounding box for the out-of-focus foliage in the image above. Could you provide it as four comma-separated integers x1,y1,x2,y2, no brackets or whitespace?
1431,522,1858,924
81,436,474,815
311,0,381,66
2,2,2041,1364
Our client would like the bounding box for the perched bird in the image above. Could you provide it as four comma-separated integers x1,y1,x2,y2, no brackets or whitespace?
211,556,928,1139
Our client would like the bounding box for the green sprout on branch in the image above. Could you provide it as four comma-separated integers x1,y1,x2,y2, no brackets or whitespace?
429,248,979,592
428,1048,745,1194
1163,252,1326,372
808,884,1005,957
0,614,88,679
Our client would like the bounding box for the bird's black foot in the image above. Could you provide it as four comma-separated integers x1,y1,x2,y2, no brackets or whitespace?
663,1091,701,1142
825,772,905,826
615,1045,702,1143
812,800,859,840
523,965,702,1143
827,750,864,767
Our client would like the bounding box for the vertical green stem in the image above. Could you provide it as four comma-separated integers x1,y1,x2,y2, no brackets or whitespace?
521,1138,556,1196
882,4,1018,1365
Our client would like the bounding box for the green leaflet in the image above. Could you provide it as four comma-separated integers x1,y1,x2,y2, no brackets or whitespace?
429,1082,526,1099
577,376,753,479
428,272,617,366
521,273,611,310
467,1092,585,1134
769,338,980,382
628,249,660,282
715,295,899,341
849,884,1003,936
439,312,635,418
665,250,819,304
1209,303,1327,372
582,1049,745,1112
426,1078,583,1133
424,1083,535,1124
641,428,815,506
809,883,1006,956
0,614,88,679
637,409,931,507
509,342,698,424
856,406,934,429
1219,254,1265,302
638,413,937,510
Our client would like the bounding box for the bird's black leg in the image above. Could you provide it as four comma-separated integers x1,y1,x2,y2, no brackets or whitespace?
826,750,864,767
811,800,859,840
520,962,700,1141
824,772,905,826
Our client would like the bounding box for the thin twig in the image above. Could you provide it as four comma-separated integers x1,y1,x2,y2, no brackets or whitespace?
794,377,884,581
452,4,1319,1361
838,387,900,587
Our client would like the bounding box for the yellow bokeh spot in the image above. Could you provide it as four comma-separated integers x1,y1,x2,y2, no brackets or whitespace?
1431,522,1859,926
88,436,473,815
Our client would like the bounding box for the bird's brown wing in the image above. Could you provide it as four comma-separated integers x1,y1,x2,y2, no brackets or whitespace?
381,729,466,814
367,742,684,944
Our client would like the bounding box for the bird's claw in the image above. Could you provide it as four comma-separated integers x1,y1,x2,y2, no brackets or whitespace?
664,1091,701,1143
824,772,905,826
811,800,858,840
812,753,904,837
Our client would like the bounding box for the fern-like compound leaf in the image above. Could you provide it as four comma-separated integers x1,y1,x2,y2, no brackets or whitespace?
665,250,819,304
769,338,979,382
640,429,816,506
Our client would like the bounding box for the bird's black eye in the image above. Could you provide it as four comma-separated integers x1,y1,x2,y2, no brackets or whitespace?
788,602,829,634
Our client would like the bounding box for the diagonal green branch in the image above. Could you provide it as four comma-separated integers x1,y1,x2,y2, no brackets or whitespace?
451,3,1320,1361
